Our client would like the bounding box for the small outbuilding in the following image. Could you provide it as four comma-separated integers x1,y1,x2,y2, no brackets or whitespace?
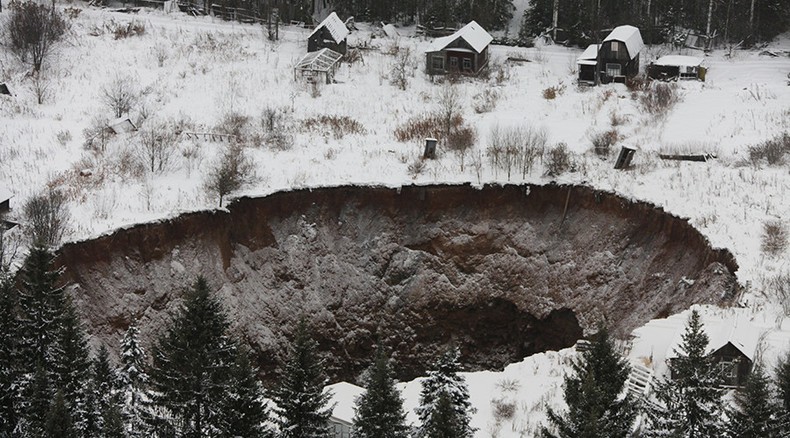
324,381,364,438
598,25,643,83
307,11,350,55
425,21,493,76
0,83,11,96
294,48,343,84
577,44,600,84
648,55,706,81
0,187,12,215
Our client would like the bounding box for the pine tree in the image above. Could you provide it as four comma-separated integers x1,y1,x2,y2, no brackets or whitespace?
776,350,790,433
271,318,333,438
415,346,475,438
119,322,153,438
219,348,273,438
55,296,93,436
45,390,76,438
92,344,127,437
541,327,637,438
0,277,20,436
353,346,409,438
149,277,237,437
645,310,723,437
21,362,55,436
725,364,782,437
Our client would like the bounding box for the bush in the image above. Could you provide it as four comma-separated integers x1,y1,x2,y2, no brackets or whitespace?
626,75,649,92
591,129,619,157
762,220,788,257
82,114,112,152
544,143,573,177
137,119,177,173
5,1,68,71
487,125,548,180
639,82,679,115
542,84,565,100
748,133,790,166
109,19,146,39
472,88,499,113
394,113,460,142
302,115,365,139
216,111,250,141
204,143,255,207
389,46,413,91
261,106,294,150
23,189,70,247
101,75,139,118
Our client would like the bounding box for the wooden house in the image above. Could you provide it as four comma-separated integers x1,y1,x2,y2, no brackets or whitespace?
0,187,12,215
324,382,364,438
648,55,706,81
598,25,643,83
307,12,349,55
577,44,600,84
425,21,493,76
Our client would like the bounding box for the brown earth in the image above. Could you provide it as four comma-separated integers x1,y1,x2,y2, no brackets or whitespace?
57,183,738,383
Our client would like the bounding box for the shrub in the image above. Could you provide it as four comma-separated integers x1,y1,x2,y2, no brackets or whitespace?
487,125,548,180
748,133,790,166
204,143,255,207
137,119,177,173
389,46,413,91
472,88,499,113
542,84,565,100
216,111,250,141
591,129,619,157
5,1,68,71
625,75,649,92
23,189,70,247
110,19,146,39
762,219,788,257
302,115,365,139
544,143,573,177
407,157,426,178
639,82,679,115
261,106,295,150
395,113,460,142
101,75,139,118
82,114,112,152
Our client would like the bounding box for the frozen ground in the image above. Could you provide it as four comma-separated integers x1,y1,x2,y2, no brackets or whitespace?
1,6,789,436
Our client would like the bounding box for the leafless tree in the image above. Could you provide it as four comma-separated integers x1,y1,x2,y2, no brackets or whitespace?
437,84,462,142
101,74,139,118
389,46,413,91
4,1,67,71
29,72,50,104
22,189,70,247
204,143,255,207
138,120,177,173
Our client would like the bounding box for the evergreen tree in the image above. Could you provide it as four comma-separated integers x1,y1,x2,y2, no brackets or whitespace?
645,310,723,437
21,362,55,436
92,344,127,437
149,277,237,437
55,296,93,436
45,390,76,438
271,318,333,438
422,389,462,438
119,322,153,438
353,345,409,438
725,364,782,437
414,346,475,438
0,277,20,436
541,327,637,438
219,348,273,438
776,350,790,432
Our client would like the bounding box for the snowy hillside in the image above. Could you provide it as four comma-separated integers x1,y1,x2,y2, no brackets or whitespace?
1,5,790,437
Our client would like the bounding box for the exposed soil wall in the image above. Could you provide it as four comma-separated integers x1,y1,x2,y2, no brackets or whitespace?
57,184,738,382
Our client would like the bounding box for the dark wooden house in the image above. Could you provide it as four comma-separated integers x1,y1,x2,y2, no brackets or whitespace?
307,12,349,55
425,21,493,76
597,25,644,83
0,187,11,215
648,55,706,81
577,44,600,84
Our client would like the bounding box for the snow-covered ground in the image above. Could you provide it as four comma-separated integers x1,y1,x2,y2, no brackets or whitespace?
1,6,789,436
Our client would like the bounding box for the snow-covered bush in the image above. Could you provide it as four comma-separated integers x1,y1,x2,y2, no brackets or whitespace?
389,46,413,91
748,133,790,166
638,82,679,116
544,143,574,177
472,88,499,113
204,143,255,207
101,74,140,118
22,189,70,247
302,115,365,140
761,219,788,257
591,129,619,158
137,119,178,174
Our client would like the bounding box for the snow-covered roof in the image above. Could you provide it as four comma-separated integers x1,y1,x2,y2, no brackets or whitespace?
603,25,643,59
324,381,364,424
309,12,349,43
425,21,493,54
0,186,12,203
666,314,761,362
294,48,343,72
577,44,600,65
654,55,704,67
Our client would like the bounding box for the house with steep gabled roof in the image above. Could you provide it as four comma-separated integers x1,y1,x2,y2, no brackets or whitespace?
425,21,493,76
308,11,350,55
0,186,12,215
597,25,644,83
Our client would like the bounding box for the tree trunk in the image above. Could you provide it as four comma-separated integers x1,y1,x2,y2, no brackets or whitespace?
749,0,756,37
552,0,559,41
706,0,714,36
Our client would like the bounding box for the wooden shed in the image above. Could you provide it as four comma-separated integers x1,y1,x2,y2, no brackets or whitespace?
577,44,600,84
307,12,349,55
294,48,343,84
324,382,364,438
425,21,493,76
0,187,11,215
598,25,643,83
648,55,706,81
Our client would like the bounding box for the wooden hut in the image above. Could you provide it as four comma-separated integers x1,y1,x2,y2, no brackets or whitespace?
307,12,349,55
648,55,706,81
0,187,11,215
324,382,364,438
577,44,600,85
425,21,493,76
598,25,643,83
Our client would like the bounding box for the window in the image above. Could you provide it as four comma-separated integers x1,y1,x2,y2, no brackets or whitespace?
449,57,458,68
606,63,622,77
463,58,472,70
611,41,619,53
432,56,444,70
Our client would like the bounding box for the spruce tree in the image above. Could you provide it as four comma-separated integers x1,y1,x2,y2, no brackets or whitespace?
541,327,637,438
149,277,237,437
271,318,333,438
21,362,55,436
415,346,475,438
646,310,723,437
0,277,20,436
776,350,790,433
353,346,409,438
725,364,782,437
118,322,153,437
219,348,273,438
92,344,127,437
45,390,76,438
55,295,93,436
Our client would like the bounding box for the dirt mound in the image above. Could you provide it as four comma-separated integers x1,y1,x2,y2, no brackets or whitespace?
58,184,738,382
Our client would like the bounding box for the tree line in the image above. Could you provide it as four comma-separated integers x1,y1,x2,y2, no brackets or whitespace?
0,245,478,437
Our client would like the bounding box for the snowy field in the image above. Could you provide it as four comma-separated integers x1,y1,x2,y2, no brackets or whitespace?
1,6,790,436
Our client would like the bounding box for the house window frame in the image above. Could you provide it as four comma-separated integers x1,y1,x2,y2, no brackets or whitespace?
462,58,472,71
449,56,458,68
432,55,445,71
606,63,622,77
611,41,620,53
